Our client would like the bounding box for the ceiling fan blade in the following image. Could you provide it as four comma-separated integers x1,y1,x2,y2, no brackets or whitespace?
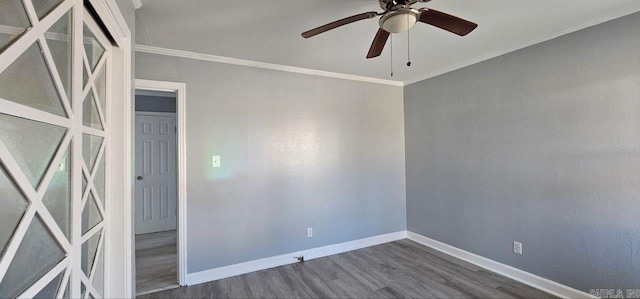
302,12,378,38
418,9,478,36
366,29,390,59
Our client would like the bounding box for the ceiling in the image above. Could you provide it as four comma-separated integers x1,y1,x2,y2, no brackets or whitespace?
135,0,640,84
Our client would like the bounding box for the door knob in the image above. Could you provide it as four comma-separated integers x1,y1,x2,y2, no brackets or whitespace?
137,176,143,181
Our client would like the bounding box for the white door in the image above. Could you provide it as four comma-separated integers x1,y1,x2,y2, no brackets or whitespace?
0,1,112,298
135,114,177,234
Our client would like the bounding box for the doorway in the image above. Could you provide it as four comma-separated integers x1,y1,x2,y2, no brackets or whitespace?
133,80,186,295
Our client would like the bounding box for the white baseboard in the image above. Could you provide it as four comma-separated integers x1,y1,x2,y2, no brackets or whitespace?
186,231,408,286
407,231,596,299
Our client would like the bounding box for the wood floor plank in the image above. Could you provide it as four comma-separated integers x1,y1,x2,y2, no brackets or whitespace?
138,240,560,299
276,265,318,298
136,245,178,295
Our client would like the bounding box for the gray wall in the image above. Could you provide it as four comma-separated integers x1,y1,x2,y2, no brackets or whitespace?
404,12,640,292
136,53,407,273
135,95,176,112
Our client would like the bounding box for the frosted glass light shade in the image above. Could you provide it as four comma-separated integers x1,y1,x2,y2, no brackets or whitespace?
380,10,418,33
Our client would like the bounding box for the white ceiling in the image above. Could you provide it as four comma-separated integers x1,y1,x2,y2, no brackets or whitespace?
135,0,640,84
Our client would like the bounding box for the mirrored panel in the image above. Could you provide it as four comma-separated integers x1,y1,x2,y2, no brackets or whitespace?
94,154,105,206
92,241,104,297
82,134,103,172
83,92,103,130
0,113,67,188
0,215,66,298
81,229,101,276
81,192,102,235
32,0,64,20
0,42,67,117
83,25,105,72
45,10,72,104
0,164,28,259
42,144,72,240
34,270,64,299
95,65,106,117
0,0,31,52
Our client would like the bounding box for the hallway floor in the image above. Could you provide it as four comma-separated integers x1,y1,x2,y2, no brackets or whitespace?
136,230,178,295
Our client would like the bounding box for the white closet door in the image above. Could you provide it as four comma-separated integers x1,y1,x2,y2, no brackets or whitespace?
0,1,111,298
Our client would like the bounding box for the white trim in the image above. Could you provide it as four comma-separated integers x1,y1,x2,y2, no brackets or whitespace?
132,79,188,289
131,0,143,10
88,0,132,46
0,98,72,128
406,231,596,299
119,39,134,299
186,231,407,286
404,2,640,85
85,1,132,298
0,1,73,75
135,45,404,87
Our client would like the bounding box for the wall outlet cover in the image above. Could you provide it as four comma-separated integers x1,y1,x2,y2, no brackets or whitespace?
307,227,313,238
513,241,523,255
212,156,221,168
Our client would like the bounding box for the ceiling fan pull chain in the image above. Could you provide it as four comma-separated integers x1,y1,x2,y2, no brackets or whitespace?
407,15,412,67
390,34,394,77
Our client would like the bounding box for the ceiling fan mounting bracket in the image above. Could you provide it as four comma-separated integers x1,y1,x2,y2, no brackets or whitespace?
379,0,431,11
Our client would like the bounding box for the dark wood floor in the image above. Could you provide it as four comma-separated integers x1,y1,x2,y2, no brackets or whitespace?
138,239,556,299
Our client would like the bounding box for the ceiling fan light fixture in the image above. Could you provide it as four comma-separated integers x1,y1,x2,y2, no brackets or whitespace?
379,8,420,33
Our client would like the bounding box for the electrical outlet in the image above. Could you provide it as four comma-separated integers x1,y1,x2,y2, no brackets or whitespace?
513,241,523,255
307,227,313,238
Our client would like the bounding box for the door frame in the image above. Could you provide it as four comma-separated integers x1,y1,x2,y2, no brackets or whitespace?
87,1,132,298
129,79,187,290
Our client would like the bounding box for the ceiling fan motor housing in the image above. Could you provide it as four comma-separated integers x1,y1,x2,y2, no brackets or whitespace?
379,0,413,10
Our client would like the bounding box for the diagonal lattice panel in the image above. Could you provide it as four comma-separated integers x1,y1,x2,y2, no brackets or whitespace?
0,1,111,297
0,214,66,298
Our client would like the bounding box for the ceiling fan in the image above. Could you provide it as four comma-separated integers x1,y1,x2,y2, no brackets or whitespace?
301,0,478,59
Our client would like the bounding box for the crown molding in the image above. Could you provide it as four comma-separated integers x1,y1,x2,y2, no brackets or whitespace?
404,1,640,86
131,0,143,9
135,45,404,87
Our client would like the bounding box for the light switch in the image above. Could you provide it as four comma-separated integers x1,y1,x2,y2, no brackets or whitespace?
211,156,221,168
